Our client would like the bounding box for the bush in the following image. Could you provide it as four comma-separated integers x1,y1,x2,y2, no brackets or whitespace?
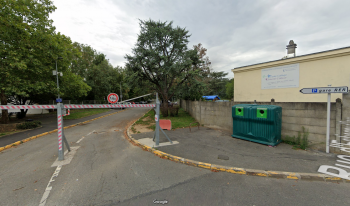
16,121,42,130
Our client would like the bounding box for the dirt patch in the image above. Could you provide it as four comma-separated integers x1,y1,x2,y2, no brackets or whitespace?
0,123,20,133
142,116,152,122
131,123,154,134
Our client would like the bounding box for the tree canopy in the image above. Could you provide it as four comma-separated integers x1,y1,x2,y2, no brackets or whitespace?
0,0,91,122
125,19,203,114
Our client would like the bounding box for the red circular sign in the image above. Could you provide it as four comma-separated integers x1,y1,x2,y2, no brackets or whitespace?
107,93,119,104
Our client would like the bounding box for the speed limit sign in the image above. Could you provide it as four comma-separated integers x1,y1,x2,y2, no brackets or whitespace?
107,93,119,104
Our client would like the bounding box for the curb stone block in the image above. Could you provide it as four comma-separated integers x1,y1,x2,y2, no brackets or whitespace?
5,145,12,149
284,172,301,180
246,169,268,177
267,171,286,179
299,173,325,181
197,162,211,169
325,177,343,183
0,147,4,152
184,159,199,167
225,167,246,175
168,155,184,163
14,141,21,145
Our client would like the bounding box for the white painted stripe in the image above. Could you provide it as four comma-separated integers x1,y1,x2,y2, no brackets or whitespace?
87,130,95,136
76,136,85,144
39,165,62,206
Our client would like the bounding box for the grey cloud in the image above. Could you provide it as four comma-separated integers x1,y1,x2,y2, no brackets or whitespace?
87,0,350,78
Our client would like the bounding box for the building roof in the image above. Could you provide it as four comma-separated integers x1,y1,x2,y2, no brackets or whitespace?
232,46,350,72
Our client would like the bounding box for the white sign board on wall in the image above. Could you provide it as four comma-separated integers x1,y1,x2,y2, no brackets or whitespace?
261,63,299,89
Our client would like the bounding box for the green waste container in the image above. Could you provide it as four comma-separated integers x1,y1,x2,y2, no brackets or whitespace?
232,104,255,138
232,104,282,146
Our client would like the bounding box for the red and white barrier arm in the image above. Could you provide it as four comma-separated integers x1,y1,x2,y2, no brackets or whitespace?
0,104,156,110
63,104,156,109
0,105,56,109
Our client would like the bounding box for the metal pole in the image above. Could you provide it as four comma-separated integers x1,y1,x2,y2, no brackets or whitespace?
57,103,64,160
326,85,332,153
120,82,122,101
56,60,60,99
61,104,70,152
155,93,160,146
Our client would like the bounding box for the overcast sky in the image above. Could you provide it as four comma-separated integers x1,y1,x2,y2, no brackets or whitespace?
50,0,350,78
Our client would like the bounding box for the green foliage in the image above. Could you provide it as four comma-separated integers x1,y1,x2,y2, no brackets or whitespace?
205,71,230,98
16,121,42,130
0,0,91,120
125,19,203,112
225,78,234,99
282,126,309,150
71,43,127,100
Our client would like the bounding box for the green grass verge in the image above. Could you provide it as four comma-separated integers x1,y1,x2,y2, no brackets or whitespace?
0,131,17,138
133,108,197,131
63,108,111,119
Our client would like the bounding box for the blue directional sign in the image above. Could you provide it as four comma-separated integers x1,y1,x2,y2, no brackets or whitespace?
300,86,348,94
56,98,62,103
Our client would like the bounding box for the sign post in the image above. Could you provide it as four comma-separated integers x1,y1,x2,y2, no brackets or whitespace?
300,86,349,153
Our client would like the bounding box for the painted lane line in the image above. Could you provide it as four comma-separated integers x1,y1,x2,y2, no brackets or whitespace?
76,136,85,144
76,130,95,144
39,165,62,206
87,130,95,136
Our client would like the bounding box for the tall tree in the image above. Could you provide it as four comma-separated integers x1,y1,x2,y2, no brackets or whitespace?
225,78,234,100
0,0,56,123
0,0,91,121
125,19,201,115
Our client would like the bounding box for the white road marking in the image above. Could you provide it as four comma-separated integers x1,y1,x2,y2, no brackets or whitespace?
76,130,95,143
40,147,80,205
76,136,85,144
39,165,62,206
87,130,95,136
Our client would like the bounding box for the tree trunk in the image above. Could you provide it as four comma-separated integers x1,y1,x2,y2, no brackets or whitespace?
1,89,9,124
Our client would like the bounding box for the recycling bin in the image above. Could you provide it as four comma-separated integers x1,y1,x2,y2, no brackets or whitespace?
232,104,282,146
232,104,255,138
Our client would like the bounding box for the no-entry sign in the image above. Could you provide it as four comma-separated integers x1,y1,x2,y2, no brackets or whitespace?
107,93,119,104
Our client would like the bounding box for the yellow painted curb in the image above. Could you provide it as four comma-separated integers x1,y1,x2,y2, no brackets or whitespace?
0,109,125,153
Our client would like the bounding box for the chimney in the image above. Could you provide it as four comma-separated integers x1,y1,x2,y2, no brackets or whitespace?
286,40,297,57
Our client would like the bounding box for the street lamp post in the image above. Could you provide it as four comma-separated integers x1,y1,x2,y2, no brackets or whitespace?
120,82,122,102
55,57,63,98
53,57,70,161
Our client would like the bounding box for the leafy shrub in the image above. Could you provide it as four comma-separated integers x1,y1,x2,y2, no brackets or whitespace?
16,121,42,130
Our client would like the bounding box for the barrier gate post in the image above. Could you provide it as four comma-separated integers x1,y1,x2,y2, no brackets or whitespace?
57,103,64,161
155,93,160,146
61,103,71,153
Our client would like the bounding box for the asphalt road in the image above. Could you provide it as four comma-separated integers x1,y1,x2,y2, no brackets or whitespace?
0,108,349,206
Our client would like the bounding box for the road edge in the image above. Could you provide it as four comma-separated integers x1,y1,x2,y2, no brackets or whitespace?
0,109,126,153
124,112,350,183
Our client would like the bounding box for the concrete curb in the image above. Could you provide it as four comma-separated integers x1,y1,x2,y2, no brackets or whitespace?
125,114,350,183
0,109,127,153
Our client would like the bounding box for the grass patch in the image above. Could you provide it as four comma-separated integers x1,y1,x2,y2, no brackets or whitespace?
134,108,197,131
0,131,18,137
282,126,309,150
63,108,111,120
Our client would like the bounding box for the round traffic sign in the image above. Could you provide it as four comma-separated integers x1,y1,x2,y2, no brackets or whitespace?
107,93,119,104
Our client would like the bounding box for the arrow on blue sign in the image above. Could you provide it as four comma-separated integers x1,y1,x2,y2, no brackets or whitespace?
312,89,317,93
